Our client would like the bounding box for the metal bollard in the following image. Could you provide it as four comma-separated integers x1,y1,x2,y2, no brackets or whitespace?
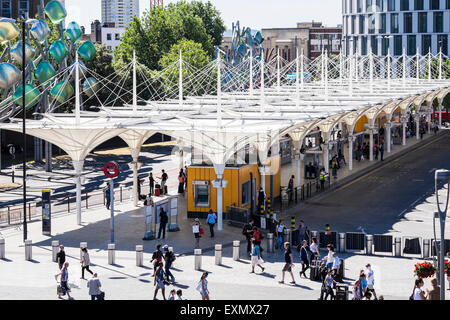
338,233,346,253
283,228,290,245
423,239,431,259
394,237,402,257
267,233,274,253
108,243,115,265
136,245,143,266
215,244,222,265
80,242,87,260
194,249,202,270
51,240,59,262
25,240,32,261
233,241,240,260
365,235,373,255
0,238,5,259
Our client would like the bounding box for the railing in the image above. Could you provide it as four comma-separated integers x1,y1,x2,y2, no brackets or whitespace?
279,177,331,212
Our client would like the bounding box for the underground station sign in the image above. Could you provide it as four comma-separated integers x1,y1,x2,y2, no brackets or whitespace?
103,161,120,178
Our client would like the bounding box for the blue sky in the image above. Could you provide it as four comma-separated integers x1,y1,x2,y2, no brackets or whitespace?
66,0,342,32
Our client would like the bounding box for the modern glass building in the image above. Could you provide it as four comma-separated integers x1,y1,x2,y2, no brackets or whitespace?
101,0,139,28
342,0,450,56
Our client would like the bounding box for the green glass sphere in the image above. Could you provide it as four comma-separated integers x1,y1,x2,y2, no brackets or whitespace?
51,81,74,103
77,41,97,62
10,41,36,66
13,84,41,109
83,77,99,97
0,63,21,89
65,21,82,43
30,20,50,44
0,18,20,42
49,40,68,64
44,0,67,24
35,61,56,84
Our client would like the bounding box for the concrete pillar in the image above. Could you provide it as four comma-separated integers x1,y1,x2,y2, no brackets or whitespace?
214,244,222,265
0,238,5,259
402,117,407,146
348,135,353,171
51,240,59,262
427,109,432,133
80,242,87,260
212,164,228,232
385,122,392,153
194,248,202,270
369,127,374,161
267,233,274,253
338,232,346,253
297,153,304,188
416,114,420,140
423,239,431,259
323,143,329,173
72,160,84,226
438,104,443,129
130,148,140,207
394,237,402,257
108,243,115,265
136,245,143,266
365,235,373,255
233,241,240,260
25,240,32,261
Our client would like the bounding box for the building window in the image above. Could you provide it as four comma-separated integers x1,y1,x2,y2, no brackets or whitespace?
107,33,112,40
379,13,387,33
357,0,363,12
433,12,443,33
438,34,448,55
352,15,356,33
362,36,368,54
367,0,373,12
388,0,395,11
1,0,12,18
242,181,250,206
359,15,365,34
353,36,358,54
447,0,450,9
407,35,416,55
418,12,428,32
422,35,432,55
390,13,399,33
376,0,383,11
404,13,413,33
368,14,375,33
371,35,378,54
194,183,209,207
415,0,424,10
400,0,409,10
429,0,440,9
115,33,120,40
394,35,402,56
382,37,390,55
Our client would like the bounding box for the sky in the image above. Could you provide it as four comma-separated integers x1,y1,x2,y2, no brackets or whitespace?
66,0,342,32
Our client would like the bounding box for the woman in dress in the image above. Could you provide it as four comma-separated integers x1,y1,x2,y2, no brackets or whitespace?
153,262,166,300
197,272,210,300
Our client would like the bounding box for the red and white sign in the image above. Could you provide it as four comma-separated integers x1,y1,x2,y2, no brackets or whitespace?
103,161,120,178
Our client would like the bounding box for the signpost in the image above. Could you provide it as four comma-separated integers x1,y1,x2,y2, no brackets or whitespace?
103,162,120,243
42,189,51,235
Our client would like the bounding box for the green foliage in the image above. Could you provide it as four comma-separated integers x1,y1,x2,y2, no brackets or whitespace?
188,0,226,47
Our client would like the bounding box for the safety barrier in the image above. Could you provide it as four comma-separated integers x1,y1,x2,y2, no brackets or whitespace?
345,232,365,251
402,237,422,255
224,206,250,224
373,235,393,254
319,231,338,249
431,240,450,256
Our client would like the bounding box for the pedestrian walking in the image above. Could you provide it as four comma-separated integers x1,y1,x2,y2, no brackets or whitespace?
365,264,377,299
163,245,176,283
352,279,363,300
176,289,183,300
151,244,163,276
319,168,328,190
331,252,341,281
158,169,168,195
299,240,310,278
192,218,202,248
149,172,155,195
309,237,320,261
275,220,286,250
288,175,294,202
87,273,103,300
80,247,93,280
297,220,309,244
242,219,255,256
250,237,265,274
105,182,111,210
55,262,73,300
157,207,168,240
257,187,266,212
153,262,166,300
137,177,142,200
178,170,185,194
56,245,65,270
197,272,210,300
426,278,440,300
206,209,217,238
323,270,336,300
279,242,295,285
322,244,335,270
184,166,188,191
411,278,427,300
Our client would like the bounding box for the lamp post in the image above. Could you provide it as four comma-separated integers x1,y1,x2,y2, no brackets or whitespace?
435,169,449,301
21,17,27,242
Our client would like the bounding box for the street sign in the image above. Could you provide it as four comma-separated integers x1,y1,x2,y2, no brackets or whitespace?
103,161,120,178
42,189,51,235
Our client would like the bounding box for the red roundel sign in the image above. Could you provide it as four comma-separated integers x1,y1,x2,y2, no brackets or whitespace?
103,161,120,178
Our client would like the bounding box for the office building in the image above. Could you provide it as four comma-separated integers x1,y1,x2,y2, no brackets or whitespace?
1,0,53,19
342,0,450,56
101,0,139,28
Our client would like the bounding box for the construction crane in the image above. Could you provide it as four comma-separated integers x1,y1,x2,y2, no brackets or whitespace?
150,0,164,9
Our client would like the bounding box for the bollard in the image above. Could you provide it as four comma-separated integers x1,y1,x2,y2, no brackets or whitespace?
338,233,346,253
423,239,431,259
233,241,240,260
291,216,296,229
365,235,373,255
283,228,290,245
0,238,5,259
108,243,115,265
194,249,202,270
80,242,87,260
25,240,32,261
51,240,59,262
136,245,143,266
215,244,222,265
267,233,274,253
394,237,402,257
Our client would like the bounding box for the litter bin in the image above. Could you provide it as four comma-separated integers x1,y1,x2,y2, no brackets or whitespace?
335,284,349,300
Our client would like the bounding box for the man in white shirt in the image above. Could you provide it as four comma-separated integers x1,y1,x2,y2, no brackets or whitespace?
365,264,377,299
331,252,341,281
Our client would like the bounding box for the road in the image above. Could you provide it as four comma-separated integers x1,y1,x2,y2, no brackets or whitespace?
292,131,450,236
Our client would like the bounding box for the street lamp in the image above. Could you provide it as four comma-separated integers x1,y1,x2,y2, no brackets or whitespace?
20,15,27,242
434,169,449,300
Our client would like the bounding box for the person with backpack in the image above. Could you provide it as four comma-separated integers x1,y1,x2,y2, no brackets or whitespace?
242,219,255,256
151,244,163,276
157,208,168,240
163,245,176,284
206,209,217,238
153,262,166,300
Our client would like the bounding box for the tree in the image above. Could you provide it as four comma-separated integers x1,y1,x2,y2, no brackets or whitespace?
188,0,226,47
